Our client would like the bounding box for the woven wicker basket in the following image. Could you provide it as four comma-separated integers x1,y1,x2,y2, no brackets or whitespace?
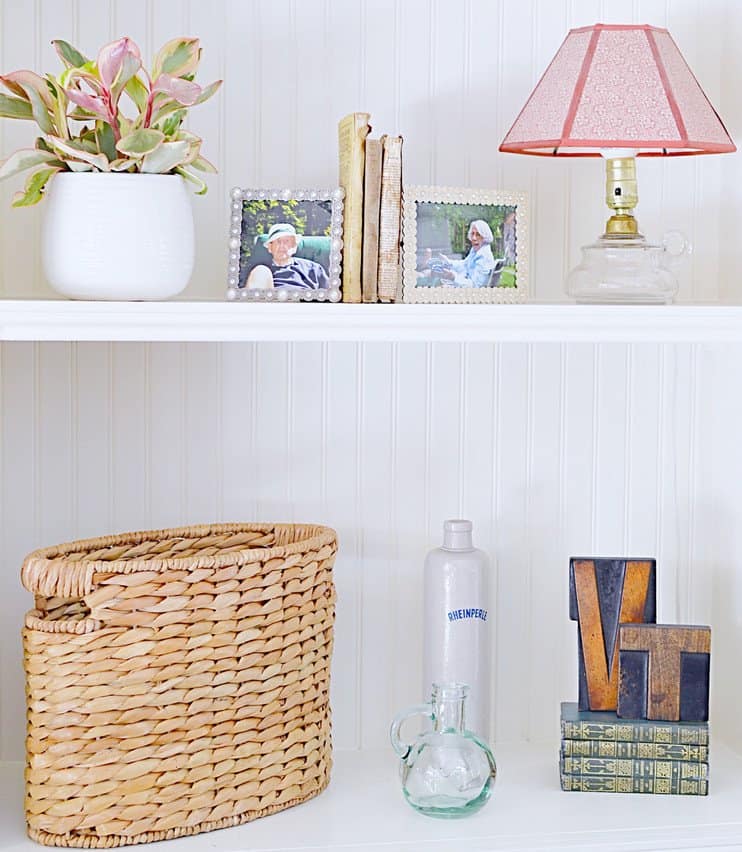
21,522,337,848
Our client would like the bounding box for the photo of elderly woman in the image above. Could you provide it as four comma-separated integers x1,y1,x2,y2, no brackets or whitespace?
238,199,334,292
415,202,518,289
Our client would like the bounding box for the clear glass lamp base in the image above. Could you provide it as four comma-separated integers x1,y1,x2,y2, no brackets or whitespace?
566,233,687,305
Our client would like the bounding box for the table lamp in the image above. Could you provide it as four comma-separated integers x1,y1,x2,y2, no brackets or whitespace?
499,23,736,303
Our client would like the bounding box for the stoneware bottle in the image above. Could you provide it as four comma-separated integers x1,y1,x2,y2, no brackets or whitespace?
423,519,491,741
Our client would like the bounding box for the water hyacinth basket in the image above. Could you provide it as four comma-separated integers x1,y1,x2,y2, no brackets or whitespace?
21,523,337,847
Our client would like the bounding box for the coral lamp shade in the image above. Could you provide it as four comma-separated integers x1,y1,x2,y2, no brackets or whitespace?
499,23,736,157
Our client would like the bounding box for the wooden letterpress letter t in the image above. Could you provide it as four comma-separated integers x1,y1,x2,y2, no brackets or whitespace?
618,624,711,722
569,558,656,711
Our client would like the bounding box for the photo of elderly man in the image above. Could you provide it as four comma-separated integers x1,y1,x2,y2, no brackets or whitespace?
246,223,330,291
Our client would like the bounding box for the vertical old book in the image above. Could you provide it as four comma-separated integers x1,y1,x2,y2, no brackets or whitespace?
377,134,403,303
361,137,383,303
338,111,371,303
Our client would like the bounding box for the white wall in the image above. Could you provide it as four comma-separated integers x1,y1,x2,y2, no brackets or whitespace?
0,0,736,303
0,0,739,762
0,339,724,761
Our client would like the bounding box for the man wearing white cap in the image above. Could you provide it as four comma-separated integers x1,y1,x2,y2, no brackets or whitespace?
245,223,330,290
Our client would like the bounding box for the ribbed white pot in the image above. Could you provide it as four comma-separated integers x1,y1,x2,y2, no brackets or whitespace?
42,172,195,300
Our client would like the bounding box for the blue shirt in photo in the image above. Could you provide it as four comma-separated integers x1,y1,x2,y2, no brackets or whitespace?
449,245,496,288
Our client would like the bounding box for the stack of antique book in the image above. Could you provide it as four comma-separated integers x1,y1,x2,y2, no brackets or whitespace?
559,701,710,795
337,112,403,303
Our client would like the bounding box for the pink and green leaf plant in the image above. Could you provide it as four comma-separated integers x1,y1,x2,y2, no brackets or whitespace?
0,36,222,206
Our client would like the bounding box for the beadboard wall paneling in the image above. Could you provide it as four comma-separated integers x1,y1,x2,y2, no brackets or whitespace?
0,339,727,760
0,0,737,301
721,3,742,303
0,0,738,763
707,344,742,749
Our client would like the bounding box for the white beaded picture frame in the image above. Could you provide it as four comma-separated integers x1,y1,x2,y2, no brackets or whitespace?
402,186,529,303
226,187,345,302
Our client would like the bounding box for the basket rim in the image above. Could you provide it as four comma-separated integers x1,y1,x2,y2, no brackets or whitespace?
21,522,337,598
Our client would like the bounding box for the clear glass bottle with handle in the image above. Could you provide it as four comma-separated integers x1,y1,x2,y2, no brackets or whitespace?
423,519,491,741
390,682,497,818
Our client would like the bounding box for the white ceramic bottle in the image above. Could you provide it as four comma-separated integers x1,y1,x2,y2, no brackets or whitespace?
423,519,491,741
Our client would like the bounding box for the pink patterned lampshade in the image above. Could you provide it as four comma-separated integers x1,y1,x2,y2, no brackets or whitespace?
499,23,735,157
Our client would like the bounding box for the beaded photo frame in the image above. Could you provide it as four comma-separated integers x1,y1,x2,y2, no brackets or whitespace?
402,186,529,303
226,187,345,303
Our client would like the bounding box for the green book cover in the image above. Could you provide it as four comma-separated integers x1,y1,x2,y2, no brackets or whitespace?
560,754,708,780
560,772,708,795
560,701,710,745
561,738,708,761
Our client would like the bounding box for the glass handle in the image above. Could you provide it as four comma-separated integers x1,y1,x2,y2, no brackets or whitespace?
662,229,692,261
390,703,432,759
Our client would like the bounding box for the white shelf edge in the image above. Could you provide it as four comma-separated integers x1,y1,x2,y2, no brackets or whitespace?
4,742,742,851
2,300,742,343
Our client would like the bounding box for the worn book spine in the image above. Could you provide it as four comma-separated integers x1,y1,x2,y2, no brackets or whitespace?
377,134,403,303
560,718,709,745
338,112,371,303
560,702,709,745
561,738,708,761
560,772,708,795
561,755,708,779
361,137,383,303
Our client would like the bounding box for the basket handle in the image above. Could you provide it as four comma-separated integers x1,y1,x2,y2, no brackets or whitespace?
21,556,97,599
22,557,104,634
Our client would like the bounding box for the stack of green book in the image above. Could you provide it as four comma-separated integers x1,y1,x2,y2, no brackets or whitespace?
559,701,710,795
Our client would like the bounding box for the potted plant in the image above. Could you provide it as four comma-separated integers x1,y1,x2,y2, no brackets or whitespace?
0,37,221,300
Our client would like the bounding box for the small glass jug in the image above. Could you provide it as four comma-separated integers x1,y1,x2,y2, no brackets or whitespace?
390,683,496,818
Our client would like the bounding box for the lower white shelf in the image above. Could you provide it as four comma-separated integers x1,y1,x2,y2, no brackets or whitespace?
5,742,742,851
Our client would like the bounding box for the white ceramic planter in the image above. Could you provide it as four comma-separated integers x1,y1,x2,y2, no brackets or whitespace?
42,172,195,300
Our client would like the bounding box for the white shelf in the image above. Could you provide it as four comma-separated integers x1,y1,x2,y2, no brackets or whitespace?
4,743,742,851
2,300,742,343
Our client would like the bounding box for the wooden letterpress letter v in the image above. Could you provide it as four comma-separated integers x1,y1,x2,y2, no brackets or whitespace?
569,558,656,711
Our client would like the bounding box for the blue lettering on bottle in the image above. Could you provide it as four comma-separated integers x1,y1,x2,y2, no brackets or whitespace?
446,607,487,622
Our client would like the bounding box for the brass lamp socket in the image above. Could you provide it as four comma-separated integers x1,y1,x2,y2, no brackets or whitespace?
605,214,640,236
604,157,639,236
